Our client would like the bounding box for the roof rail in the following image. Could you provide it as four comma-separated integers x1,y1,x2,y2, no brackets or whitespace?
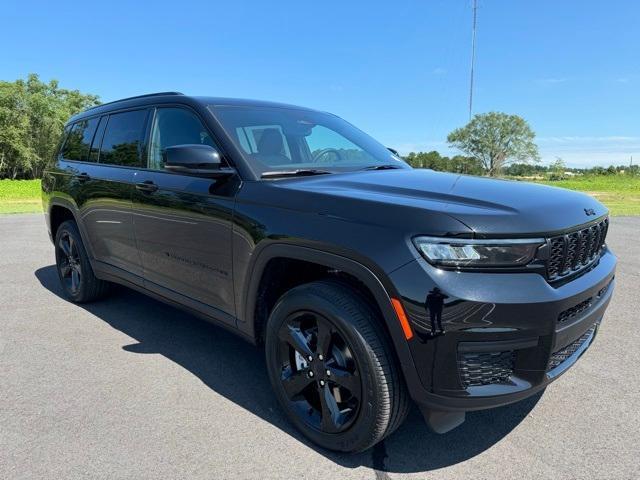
85,91,184,111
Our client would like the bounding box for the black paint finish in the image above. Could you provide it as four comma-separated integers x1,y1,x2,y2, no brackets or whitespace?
42,93,617,421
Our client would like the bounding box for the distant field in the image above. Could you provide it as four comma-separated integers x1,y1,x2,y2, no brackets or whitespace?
0,176,638,216
0,180,42,214
534,176,640,216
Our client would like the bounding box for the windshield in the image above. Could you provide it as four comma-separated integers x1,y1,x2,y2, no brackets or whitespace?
209,105,409,176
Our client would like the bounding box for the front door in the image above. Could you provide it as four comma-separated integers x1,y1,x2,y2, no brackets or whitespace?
131,106,238,322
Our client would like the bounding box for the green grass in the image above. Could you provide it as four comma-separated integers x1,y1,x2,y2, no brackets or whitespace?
0,179,42,214
534,175,640,216
0,175,639,216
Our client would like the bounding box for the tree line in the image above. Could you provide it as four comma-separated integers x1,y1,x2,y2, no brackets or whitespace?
0,74,99,179
404,151,639,179
0,74,636,180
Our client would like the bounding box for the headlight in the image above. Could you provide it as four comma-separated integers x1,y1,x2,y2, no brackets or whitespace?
413,236,545,268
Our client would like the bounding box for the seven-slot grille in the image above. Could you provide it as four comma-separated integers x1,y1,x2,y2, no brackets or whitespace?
547,218,609,280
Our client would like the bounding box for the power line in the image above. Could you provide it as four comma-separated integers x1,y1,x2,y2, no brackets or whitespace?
469,0,478,120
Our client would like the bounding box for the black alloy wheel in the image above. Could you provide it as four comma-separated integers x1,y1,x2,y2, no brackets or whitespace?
54,220,110,303
276,311,362,434
57,231,82,295
265,280,409,452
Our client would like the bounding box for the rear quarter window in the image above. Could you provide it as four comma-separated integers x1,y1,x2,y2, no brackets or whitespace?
60,117,100,161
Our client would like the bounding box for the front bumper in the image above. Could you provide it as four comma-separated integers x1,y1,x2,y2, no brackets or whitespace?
389,247,616,413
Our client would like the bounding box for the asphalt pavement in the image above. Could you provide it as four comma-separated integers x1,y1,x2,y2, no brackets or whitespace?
1,214,638,479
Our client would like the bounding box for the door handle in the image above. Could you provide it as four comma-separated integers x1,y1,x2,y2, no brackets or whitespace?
136,181,158,193
75,172,91,182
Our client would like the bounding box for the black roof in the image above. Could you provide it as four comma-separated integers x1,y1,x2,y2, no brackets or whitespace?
68,92,315,124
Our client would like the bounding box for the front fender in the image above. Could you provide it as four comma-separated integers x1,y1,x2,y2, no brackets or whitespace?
237,241,423,398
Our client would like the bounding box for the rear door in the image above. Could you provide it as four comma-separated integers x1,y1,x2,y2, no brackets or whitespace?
79,108,150,278
131,106,238,322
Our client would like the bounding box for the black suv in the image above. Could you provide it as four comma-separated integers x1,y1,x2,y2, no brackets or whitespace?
42,92,616,452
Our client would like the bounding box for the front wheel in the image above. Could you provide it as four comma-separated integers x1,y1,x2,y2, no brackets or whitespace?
265,280,409,452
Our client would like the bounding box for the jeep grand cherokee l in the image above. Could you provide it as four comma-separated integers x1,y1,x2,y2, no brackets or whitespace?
42,92,616,452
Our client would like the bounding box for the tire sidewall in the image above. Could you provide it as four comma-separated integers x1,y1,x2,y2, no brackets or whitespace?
54,221,90,302
265,285,388,452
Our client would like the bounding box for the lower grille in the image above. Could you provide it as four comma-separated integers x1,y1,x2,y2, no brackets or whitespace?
558,297,593,324
458,351,515,389
548,326,596,371
557,279,613,325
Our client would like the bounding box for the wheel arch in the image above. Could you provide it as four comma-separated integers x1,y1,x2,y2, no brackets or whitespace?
47,199,95,260
49,203,77,239
238,242,420,388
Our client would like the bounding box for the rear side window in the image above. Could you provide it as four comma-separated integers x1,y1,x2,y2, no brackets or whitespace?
88,116,108,162
60,118,99,161
99,110,148,167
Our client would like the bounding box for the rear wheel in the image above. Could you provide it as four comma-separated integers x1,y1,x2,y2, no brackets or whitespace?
54,220,110,303
265,280,409,452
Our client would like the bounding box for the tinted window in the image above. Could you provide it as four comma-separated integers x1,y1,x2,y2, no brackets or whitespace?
99,110,148,167
235,124,292,161
61,118,99,161
148,108,216,170
88,116,107,162
210,105,407,175
56,125,72,157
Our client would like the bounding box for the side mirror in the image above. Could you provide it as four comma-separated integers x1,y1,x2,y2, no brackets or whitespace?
163,144,230,177
387,147,400,156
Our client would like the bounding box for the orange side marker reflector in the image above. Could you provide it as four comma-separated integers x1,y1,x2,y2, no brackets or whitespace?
391,298,414,340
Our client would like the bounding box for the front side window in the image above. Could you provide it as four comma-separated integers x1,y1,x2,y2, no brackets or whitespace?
210,105,408,176
148,107,216,170
99,110,148,167
61,117,99,161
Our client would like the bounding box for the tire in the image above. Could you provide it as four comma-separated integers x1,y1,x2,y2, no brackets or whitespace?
54,220,110,303
265,279,409,452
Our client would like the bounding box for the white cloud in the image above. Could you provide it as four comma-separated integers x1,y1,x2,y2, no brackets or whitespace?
538,136,640,144
433,67,447,75
537,136,640,167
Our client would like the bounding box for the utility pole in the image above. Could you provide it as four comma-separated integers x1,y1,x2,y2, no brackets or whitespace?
469,0,478,121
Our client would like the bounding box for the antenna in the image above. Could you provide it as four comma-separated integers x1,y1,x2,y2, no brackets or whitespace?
469,0,478,121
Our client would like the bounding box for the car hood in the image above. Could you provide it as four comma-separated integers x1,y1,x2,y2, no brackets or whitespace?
276,169,607,236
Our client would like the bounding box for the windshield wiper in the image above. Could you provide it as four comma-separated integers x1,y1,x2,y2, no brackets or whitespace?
360,164,403,171
261,169,333,179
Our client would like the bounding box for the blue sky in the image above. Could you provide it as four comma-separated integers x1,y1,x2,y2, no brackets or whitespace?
3,0,639,167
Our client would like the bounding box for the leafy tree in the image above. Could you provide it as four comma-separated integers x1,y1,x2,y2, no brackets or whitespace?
447,112,540,176
403,150,483,175
502,162,548,177
548,157,566,180
0,82,32,179
0,74,99,179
